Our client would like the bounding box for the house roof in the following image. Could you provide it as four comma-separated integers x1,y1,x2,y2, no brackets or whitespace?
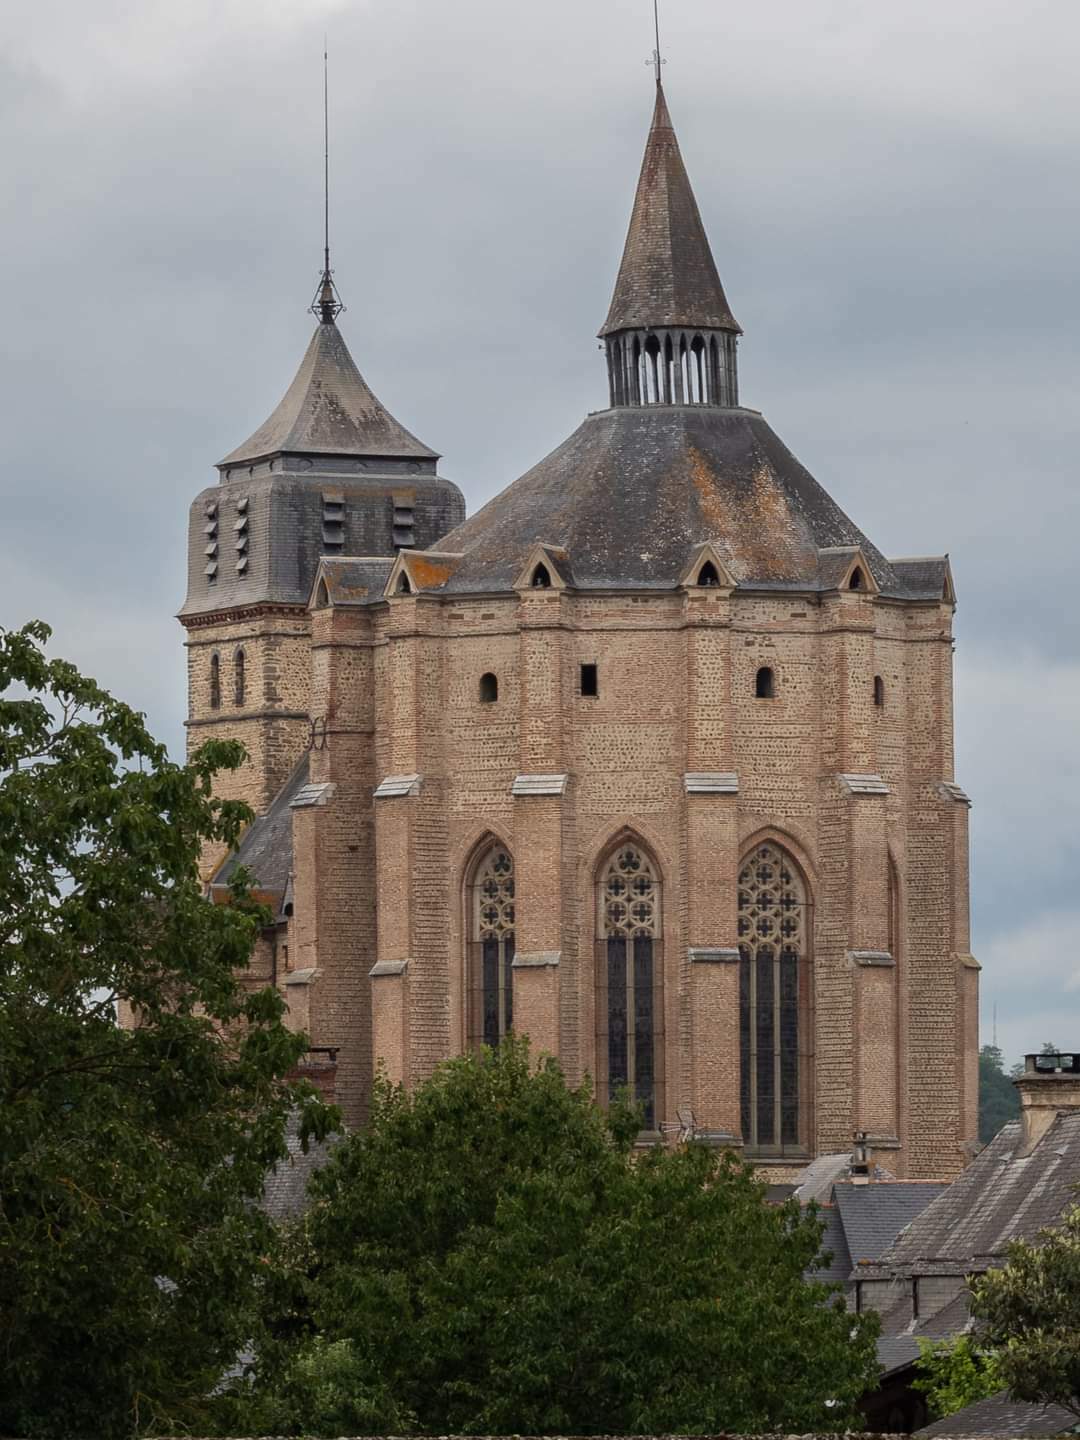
837,1181,951,1268
433,403,922,597
600,83,740,337
219,319,438,467
917,1391,1079,1437
868,1113,1080,1278
261,1111,339,1222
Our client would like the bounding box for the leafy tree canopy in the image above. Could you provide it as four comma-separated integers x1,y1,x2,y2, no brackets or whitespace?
971,1203,1080,1422
914,1335,1003,1420
979,1044,1020,1144
0,621,336,1440
231,1038,881,1436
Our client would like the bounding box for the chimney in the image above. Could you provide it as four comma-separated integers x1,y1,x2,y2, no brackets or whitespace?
289,1045,339,1105
1014,1052,1080,1157
850,1130,871,1186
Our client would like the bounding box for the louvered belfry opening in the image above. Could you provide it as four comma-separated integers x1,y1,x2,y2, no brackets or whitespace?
600,83,741,411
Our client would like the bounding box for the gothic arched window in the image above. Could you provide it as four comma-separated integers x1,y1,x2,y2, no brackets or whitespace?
468,847,515,1049
597,844,663,1128
738,843,811,1154
234,649,246,707
209,653,221,711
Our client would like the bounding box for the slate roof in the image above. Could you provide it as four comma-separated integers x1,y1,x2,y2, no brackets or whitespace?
837,1181,951,1268
601,83,740,336
891,557,953,601
868,1113,1080,1278
917,1392,1079,1437
815,1204,853,1286
213,753,308,905
261,1110,339,1222
313,556,395,607
220,319,438,466
434,403,928,597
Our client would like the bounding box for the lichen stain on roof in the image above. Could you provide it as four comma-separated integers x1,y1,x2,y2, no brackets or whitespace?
408,553,458,590
435,405,901,595
219,320,438,467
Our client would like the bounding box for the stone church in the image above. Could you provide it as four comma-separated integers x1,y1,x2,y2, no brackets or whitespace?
180,80,977,1178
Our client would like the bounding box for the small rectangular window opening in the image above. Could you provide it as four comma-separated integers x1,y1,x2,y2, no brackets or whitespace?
580,662,598,697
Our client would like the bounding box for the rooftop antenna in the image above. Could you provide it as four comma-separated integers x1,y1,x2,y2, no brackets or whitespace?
648,0,666,85
311,37,344,322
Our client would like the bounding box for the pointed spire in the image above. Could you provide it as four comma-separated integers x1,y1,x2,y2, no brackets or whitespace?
219,322,437,467
600,83,740,337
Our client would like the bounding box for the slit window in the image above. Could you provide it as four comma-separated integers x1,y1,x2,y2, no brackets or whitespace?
755,665,775,699
874,675,885,708
580,662,598,697
479,672,498,704
234,650,246,707
209,653,221,711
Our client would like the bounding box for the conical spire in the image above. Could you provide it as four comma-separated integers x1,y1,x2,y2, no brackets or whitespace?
218,321,438,467
601,83,740,337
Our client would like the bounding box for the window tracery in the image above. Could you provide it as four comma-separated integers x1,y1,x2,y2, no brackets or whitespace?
738,842,810,1154
598,844,662,1127
470,847,515,1049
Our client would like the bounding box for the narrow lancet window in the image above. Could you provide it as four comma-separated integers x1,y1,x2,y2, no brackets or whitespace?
738,843,811,1154
234,649,246,707
469,847,515,1049
597,845,662,1128
209,653,221,711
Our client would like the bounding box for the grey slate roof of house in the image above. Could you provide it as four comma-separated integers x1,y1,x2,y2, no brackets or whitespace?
601,83,740,336
837,1182,951,1268
432,403,935,598
261,1111,339,1222
220,319,438,466
917,1392,1079,1437
867,1113,1080,1278
213,753,308,903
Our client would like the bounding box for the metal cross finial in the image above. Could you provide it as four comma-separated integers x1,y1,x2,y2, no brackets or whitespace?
310,37,344,323
648,0,666,84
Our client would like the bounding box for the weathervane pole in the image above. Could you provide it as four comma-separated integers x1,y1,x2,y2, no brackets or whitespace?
311,37,344,321
323,38,330,275
649,0,665,85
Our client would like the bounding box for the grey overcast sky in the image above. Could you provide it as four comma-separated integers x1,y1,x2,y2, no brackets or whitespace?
1,0,1077,1065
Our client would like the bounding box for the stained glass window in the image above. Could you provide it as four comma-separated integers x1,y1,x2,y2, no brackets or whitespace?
599,845,661,1127
738,843,809,1153
470,848,515,1048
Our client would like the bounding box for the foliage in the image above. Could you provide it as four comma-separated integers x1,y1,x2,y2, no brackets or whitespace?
232,1037,881,1436
979,1045,1020,1143
914,1334,1003,1420
0,621,337,1439
971,1203,1080,1421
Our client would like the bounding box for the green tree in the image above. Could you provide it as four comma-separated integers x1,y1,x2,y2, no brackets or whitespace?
0,621,337,1440
979,1044,1020,1143
235,1038,880,1436
914,1335,1003,1420
970,1203,1080,1422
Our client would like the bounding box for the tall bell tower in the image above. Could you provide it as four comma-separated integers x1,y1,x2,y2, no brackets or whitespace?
179,268,465,875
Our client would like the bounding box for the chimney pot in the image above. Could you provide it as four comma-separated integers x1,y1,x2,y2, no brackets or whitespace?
1014,1052,1080,1156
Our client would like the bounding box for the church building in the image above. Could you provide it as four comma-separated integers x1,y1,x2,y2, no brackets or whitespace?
180,79,978,1178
